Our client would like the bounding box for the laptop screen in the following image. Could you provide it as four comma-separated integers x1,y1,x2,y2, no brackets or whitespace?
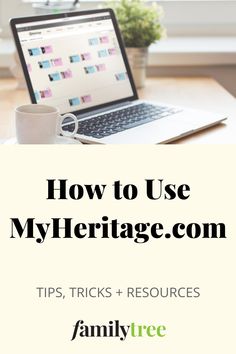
15,11,135,114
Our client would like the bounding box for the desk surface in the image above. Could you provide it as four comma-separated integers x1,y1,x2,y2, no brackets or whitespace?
0,77,235,143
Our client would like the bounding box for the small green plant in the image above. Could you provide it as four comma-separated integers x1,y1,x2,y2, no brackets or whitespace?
109,0,166,47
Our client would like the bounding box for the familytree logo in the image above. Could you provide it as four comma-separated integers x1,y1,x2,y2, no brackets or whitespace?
71,320,166,341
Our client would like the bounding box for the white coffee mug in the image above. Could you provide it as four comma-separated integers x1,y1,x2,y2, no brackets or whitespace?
15,104,78,144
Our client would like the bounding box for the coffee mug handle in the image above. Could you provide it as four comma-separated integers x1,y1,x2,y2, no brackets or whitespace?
60,113,78,138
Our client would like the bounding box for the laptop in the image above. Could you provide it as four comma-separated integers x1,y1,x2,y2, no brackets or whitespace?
10,9,227,144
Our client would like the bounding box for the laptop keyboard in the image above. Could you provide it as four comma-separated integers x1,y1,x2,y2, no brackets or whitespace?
63,103,182,139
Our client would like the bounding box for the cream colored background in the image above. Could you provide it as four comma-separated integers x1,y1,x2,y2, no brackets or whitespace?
0,145,235,354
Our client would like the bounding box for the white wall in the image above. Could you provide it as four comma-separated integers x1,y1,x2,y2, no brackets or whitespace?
0,0,34,36
1,1,236,37
0,0,235,96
